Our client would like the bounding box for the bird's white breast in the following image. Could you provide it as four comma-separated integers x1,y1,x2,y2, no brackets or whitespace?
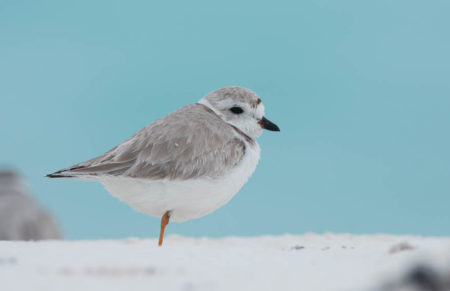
100,142,260,222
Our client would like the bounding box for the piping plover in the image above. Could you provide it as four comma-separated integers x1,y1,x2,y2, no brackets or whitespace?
47,86,279,245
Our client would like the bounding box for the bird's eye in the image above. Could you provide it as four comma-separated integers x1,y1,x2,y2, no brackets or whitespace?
230,107,244,114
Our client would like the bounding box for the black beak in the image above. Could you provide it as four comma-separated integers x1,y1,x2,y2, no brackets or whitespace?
259,116,280,132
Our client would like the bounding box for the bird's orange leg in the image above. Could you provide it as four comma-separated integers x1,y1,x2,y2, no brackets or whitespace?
158,211,171,246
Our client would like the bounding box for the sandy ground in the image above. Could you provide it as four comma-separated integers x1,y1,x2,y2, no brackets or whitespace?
1,234,450,291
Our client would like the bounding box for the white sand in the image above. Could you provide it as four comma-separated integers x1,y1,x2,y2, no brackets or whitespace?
1,234,450,291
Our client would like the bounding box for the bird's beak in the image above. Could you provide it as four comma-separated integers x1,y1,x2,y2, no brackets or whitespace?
259,117,280,132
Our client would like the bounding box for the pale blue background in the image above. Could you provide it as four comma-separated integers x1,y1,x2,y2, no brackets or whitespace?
1,1,449,239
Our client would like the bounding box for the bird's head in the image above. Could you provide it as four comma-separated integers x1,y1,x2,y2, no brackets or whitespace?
199,86,280,139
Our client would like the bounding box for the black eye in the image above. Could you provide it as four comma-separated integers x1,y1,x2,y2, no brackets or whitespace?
230,107,244,114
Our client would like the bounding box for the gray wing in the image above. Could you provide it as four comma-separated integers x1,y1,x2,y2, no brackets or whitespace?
47,103,247,180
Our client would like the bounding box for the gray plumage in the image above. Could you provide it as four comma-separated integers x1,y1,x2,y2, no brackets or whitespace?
48,103,248,180
0,171,61,240
205,86,262,108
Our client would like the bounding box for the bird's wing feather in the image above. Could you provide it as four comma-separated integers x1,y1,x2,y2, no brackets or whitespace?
48,104,247,180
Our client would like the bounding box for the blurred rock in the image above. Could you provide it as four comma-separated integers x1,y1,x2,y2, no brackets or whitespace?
389,242,415,254
378,264,450,291
0,170,61,240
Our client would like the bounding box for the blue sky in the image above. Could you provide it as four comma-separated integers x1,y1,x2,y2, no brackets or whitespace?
1,0,449,239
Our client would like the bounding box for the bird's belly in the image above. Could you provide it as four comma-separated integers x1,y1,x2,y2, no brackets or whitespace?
100,144,260,222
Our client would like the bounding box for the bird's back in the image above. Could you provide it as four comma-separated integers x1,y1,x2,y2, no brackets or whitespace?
47,103,250,181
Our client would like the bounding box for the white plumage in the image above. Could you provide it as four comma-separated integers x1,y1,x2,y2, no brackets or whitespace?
101,141,260,222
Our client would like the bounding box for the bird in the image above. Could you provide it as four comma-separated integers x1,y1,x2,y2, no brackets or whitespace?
47,86,280,246
0,170,61,240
